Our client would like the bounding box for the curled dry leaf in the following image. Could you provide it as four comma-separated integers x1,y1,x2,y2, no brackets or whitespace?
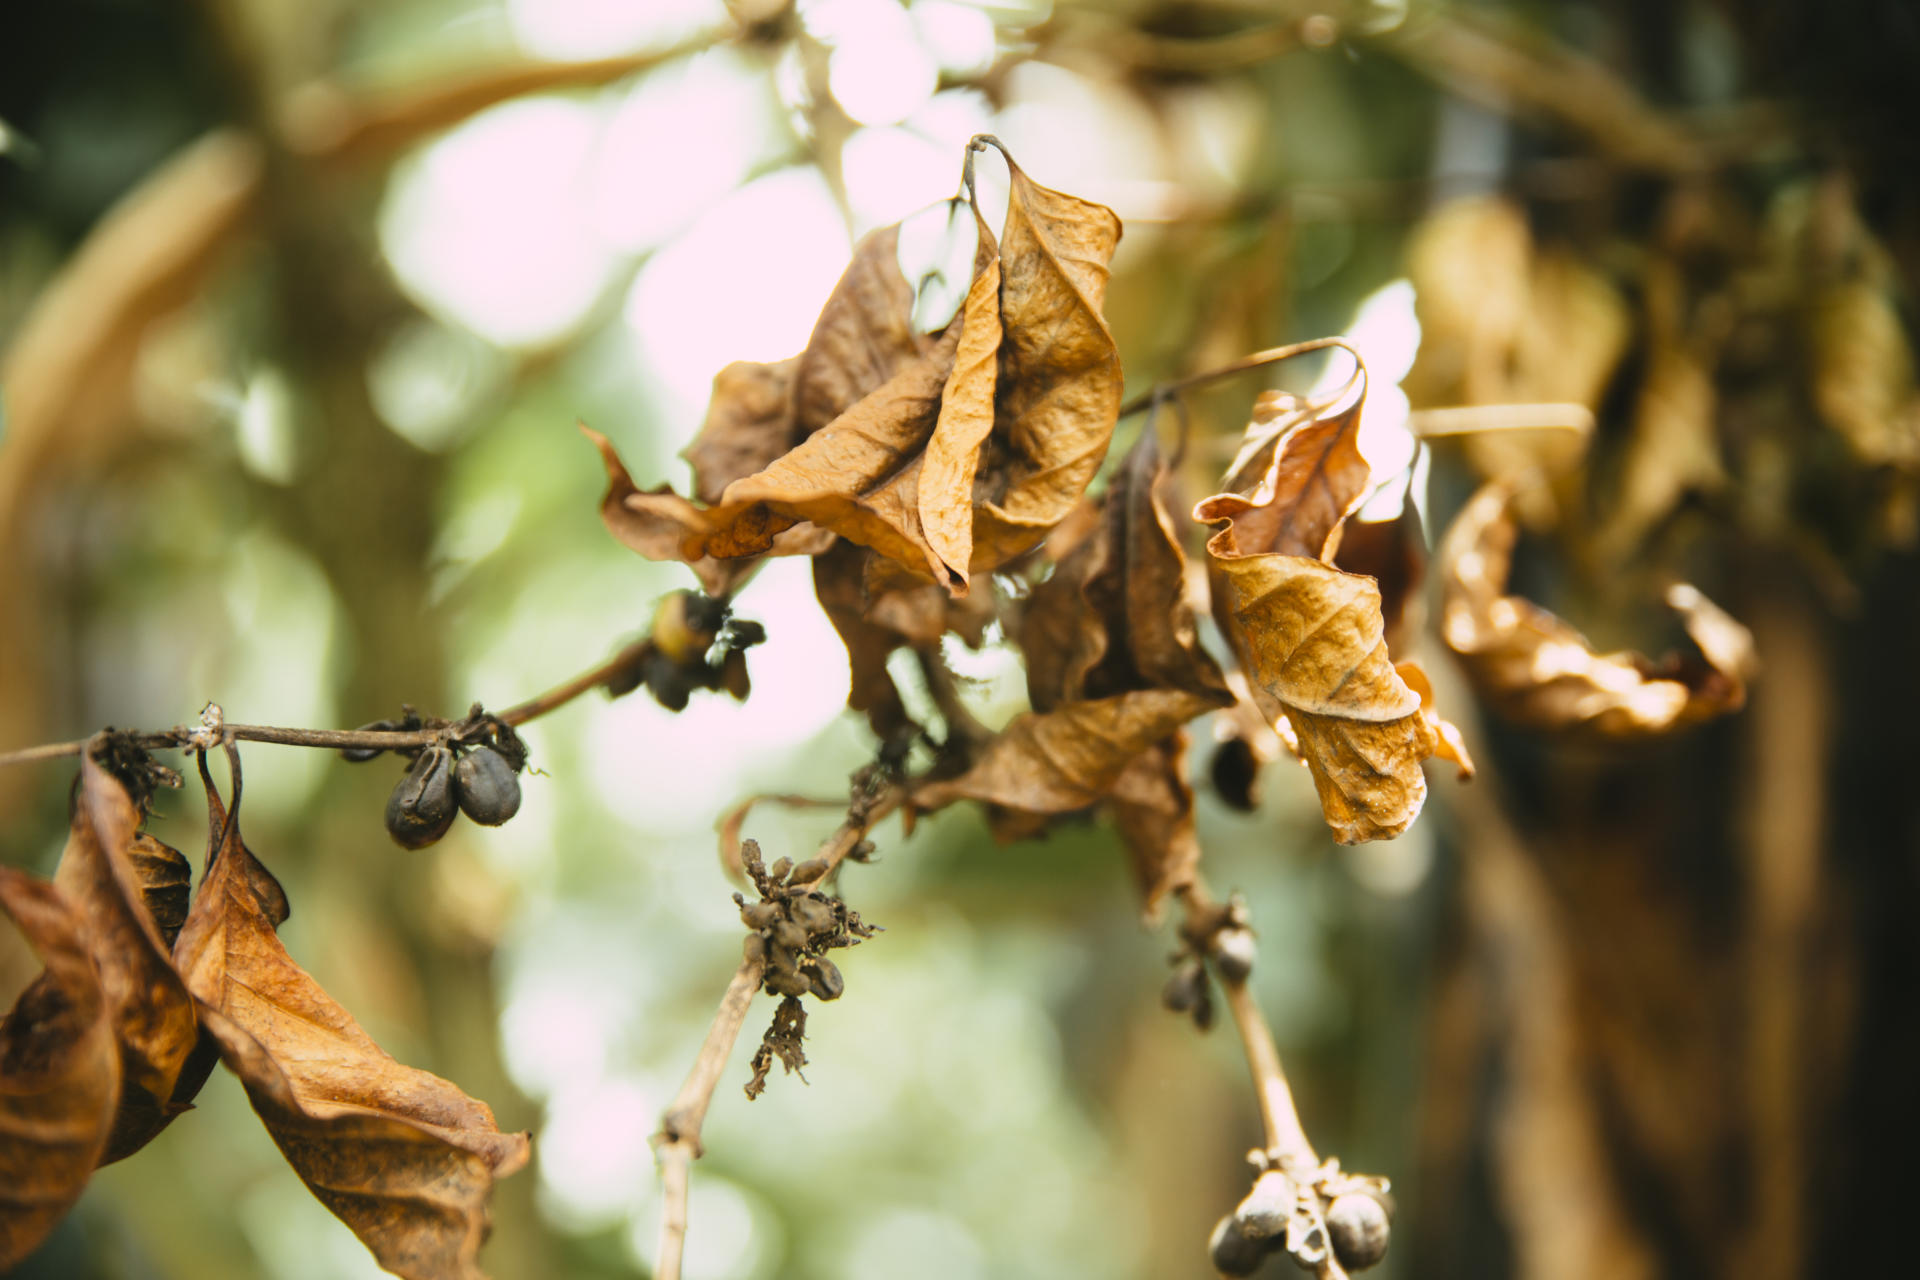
0,867,117,1270
1440,482,1756,737
1332,500,1427,658
918,430,1229,881
1808,279,1920,468
173,774,528,1280
1198,372,1469,844
591,142,1122,595
53,749,202,1163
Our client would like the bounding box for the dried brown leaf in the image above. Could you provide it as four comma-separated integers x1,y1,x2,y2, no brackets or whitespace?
1809,280,1920,468
1440,482,1755,737
174,777,528,1280
1108,734,1201,921
1601,344,1725,555
914,688,1224,829
1199,377,1466,843
0,868,117,1269
1024,428,1230,710
1333,501,1428,658
53,750,202,1163
684,357,802,505
968,156,1124,575
791,224,925,438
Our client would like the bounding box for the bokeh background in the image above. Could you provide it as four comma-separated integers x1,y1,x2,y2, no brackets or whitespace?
3,1,1917,1278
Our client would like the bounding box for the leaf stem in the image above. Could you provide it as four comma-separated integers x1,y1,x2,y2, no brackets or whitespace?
1116,337,1364,422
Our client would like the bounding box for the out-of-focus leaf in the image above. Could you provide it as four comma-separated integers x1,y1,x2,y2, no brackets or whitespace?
1198,374,1467,843
52,749,201,1164
1403,198,1628,514
1440,482,1755,737
174,776,529,1280
1602,343,1725,556
0,867,117,1269
1809,280,1920,468
966,153,1124,577
790,223,926,439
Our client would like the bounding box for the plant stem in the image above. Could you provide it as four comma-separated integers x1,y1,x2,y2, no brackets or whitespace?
0,636,654,770
1115,337,1363,422
653,954,767,1280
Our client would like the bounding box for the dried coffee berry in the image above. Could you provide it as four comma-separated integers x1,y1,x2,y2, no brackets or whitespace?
1211,927,1257,984
1209,735,1261,811
1326,1193,1389,1271
787,857,830,886
765,966,811,998
385,746,457,849
1234,1169,1295,1241
453,745,522,825
1208,1214,1269,1277
341,718,405,763
1162,962,1206,1014
739,899,782,931
770,918,809,955
767,856,793,884
806,957,844,1001
788,894,836,937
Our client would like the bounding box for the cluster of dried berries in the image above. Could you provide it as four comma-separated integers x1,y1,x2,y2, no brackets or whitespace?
603,589,765,712
735,837,876,1004
1210,1159,1393,1277
734,838,878,1100
1162,895,1257,1032
340,709,528,848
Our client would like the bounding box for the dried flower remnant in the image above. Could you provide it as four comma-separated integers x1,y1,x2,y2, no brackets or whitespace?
1439,481,1755,737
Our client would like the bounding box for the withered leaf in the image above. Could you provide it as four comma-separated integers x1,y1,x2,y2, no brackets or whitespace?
932,429,1226,869
0,867,117,1270
1023,428,1232,711
585,424,834,599
684,357,802,505
53,749,201,1163
914,688,1224,830
1440,481,1755,737
1107,733,1201,921
1198,377,1468,844
592,147,1123,595
966,153,1124,577
1333,500,1427,658
174,775,528,1280
1809,279,1920,468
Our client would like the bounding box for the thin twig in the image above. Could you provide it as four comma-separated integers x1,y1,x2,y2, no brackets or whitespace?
1116,337,1362,422
652,778,902,1278
652,954,767,1280
1218,966,1318,1174
1407,402,1594,438
0,636,654,770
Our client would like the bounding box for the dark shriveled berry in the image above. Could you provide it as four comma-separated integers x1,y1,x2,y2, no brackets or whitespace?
806,957,844,1001
788,894,836,937
765,966,811,998
1162,961,1206,1014
453,745,522,825
385,746,457,849
1234,1169,1296,1241
1208,1214,1269,1276
1210,927,1257,984
1327,1193,1389,1271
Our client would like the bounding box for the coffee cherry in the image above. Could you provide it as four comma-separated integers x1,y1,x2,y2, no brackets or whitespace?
765,966,811,998
453,745,521,825
1211,927,1257,983
1162,962,1206,1014
787,857,830,886
788,894,837,937
806,957,844,1001
742,933,767,963
1234,1169,1296,1241
385,746,457,849
767,856,793,884
770,918,809,955
1208,1214,1268,1277
1209,736,1261,811
739,900,782,931
1326,1194,1389,1271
